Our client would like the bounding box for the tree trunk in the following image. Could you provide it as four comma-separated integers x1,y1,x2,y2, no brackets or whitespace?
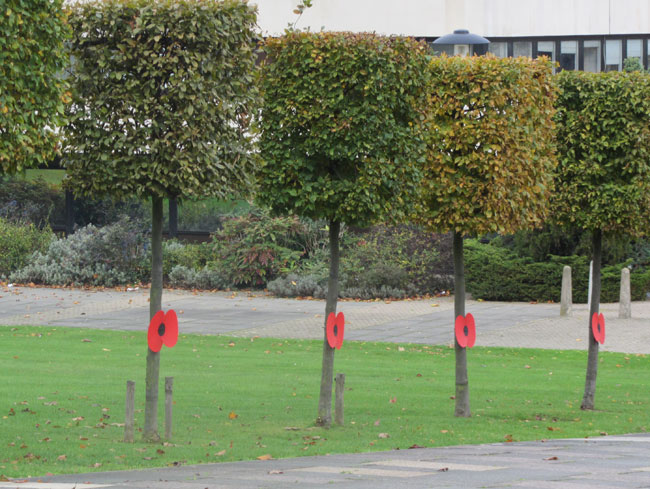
168,198,178,239
316,220,340,427
143,195,163,442
453,232,471,417
581,228,602,410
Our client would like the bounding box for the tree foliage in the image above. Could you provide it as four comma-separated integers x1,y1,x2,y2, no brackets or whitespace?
0,0,70,174
257,31,430,226
64,0,259,200
552,71,650,234
417,55,557,234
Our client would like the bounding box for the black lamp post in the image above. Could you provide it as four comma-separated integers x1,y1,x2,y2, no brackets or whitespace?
432,29,490,56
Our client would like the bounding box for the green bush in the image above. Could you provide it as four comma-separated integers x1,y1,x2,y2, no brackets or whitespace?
338,225,451,295
204,210,316,288
266,224,452,299
0,218,54,278
0,177,64,227
162,240,208,278
465,239,650,303
11,218,150,287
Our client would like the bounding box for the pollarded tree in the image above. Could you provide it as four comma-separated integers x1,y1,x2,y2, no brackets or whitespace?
553,70,650,410
417,55,557,417
0,0,69,174
258,31,429,427
65,0,259,441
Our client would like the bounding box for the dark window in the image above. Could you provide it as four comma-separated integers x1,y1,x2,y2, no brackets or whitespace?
560,41,577,70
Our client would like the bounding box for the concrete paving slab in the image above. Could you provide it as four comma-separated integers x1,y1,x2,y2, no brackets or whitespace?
12,433,650,489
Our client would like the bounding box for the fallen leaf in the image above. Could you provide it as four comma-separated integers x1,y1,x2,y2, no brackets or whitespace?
82,339,92,343
504,434,513,442
215,450,226,456
156,449,165,455
284,427,300,431
438,467,449,472
57,455,67,461
547,426,560,431
408,444,425,449
374,419,381,426
268,470,283,475
257,454,273,460
389,397,397,404
440,430,448,433
92,463,102,468
228,411,238,420
544,456,558,461
378,433,390,439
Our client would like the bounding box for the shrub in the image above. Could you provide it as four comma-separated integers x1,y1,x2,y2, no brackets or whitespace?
465,239,650,303
168,265,229,290
339,225,451,295
267,273,326,299
0,218,54,278
206,210,316,287
0,177,64,227
162,240,209,277
11,218,149,287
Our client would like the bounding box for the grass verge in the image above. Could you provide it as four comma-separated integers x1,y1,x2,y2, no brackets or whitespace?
1,325,648,478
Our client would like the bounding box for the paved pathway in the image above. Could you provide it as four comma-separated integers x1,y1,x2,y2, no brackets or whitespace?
2,285,650,352
1,434,650,489
2,285,650,488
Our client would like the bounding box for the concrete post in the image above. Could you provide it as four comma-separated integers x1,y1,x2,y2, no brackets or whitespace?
560,265,572,316
619,267,631,319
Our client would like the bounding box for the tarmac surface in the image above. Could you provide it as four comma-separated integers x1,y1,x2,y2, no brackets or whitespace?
2,285,650,488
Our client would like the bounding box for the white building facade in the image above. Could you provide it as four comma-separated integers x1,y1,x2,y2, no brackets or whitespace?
253,0,650,71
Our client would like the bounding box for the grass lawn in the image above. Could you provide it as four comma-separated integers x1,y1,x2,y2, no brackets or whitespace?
19,170,66,186
1,326,648,479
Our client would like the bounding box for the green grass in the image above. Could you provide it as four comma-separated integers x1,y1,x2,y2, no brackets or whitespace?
1,326,648,479
19,170,66,186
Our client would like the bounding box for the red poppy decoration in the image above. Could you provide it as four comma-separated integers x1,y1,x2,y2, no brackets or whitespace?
455,313,476,348
147,310,179,353
591,312,605,344
326,312,345,350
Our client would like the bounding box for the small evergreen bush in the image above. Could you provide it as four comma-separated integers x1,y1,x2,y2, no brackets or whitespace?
465,239,650,303
0,218,55,278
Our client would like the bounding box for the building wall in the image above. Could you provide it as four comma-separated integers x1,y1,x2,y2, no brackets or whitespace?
254,0,650,37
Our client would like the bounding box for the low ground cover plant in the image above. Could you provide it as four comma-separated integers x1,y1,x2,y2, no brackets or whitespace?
11,218,149,287
0,326,648,478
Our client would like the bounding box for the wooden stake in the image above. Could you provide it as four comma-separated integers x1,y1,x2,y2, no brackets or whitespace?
124,380,135,443
165,377,173,440
334,373,345,426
